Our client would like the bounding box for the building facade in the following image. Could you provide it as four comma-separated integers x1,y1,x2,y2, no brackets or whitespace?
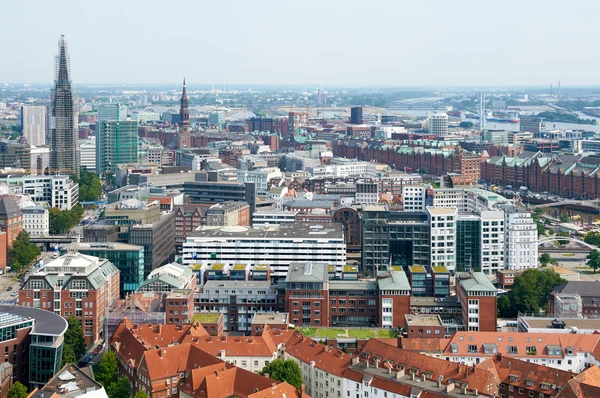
21,106,47,147
96,120,138,175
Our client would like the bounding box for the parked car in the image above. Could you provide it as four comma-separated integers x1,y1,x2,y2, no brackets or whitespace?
6,287,12,292
93,348,100,356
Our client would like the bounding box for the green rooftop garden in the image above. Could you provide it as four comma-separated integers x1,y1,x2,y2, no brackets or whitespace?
297,327,398,339
193,313,221,323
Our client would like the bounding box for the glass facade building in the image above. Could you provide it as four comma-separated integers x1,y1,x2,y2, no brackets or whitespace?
96,120,138,175
456,216,481,272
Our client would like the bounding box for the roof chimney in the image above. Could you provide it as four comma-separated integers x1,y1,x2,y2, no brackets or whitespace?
214,370,219,379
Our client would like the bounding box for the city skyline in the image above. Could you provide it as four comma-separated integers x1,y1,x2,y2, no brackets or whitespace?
3,0,599,86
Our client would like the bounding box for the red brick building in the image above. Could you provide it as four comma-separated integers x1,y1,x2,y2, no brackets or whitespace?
164,289,194,325
19,253,120,346
0,197,24,250
455,271,498,332
173,204,209,251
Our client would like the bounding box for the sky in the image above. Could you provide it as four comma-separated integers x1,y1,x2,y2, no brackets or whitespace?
3,0,599,87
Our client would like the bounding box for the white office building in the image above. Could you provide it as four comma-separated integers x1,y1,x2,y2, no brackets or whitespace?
236,167,283,195
21,105,47,146
428,113,449,136
80,137,96,171
183,224,346,280
21,202,49,236
30,146,50,176
427,207,457,272
402,184,427,211
480,210,505,275
22,175,79,210
500,204,538,271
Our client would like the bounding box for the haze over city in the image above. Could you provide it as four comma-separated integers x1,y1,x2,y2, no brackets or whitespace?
4,0,600,86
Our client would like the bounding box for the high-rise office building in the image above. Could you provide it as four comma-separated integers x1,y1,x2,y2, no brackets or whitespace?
20,105,47,146
98,103,128,122
428,113,449,136
96,120,138,175
49,35,80,177
350,106,363,124
178,78,191,148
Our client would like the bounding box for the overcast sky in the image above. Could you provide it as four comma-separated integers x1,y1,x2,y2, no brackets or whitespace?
3,0,598,87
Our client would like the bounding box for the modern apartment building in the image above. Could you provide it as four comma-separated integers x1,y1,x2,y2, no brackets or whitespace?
427,207,457,272
129,212,175,276
428,113,449,136
21,203,49,236
183,180,257,213
235,167,283,195
183,224,346,281
402,184,427,211
19,252,120,346
455,271,497,332
499,204,538,271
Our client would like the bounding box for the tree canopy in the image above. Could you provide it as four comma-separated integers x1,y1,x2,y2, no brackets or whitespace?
8,231,40,272
64,316,86,360
7,382,28,398
498,268,566,318
584,231,600,247
587,249,600,274
539,253,557,267
78,170,103,202
107,377,131,398
133,392,149,398
94,350,118,386
259,359,303,389
49,205,84,235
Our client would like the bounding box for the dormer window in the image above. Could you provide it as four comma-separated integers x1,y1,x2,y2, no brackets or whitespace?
509,375,518,382
525,379,534,387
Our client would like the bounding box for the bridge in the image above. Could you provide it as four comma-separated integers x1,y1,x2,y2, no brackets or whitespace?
387,100,445,110
530,199,600,209
30,235,77,250
538,236,595,250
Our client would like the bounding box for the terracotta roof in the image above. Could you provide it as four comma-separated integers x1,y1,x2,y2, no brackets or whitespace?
285,336,351,377
187,335,277,358
398,337,448,352
358,339,498,396
180,362,307,398
443,331,600,360
141,344,222,382
557,365,600,398
493,354,574,394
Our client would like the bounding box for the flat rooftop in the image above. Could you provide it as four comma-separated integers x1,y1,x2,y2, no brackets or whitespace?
203,280,272,290
193,313,221,323
405,314,444,327
521,317,600,330
188,223,343,240
427,207,457,215
252,313,289,325
0,306,67,336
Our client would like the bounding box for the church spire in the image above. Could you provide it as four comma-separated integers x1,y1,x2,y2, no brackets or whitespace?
178,77,191,148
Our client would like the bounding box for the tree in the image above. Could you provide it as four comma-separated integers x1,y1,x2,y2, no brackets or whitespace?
584,231,600,247
64,316,86,360
539,253,553,267
107,377,130,398
8,230,40,272
536,221,546,237
587,249,600,273
61,345,77,367
259,359,303,389
497,295,513,318
79,170,103,202
459,121,474,129
49,205,85,235
510,269,566,315
94,350,119,386
7,382,28,398
559,213,570,223
133,392,149,398
556,231,570,246
418,167,428,175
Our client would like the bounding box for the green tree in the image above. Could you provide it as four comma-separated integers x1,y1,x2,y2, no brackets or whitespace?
107,377,130,398
7,382,28,398
497,295,513,318
79,170,103,202
259,359,303,389
556,231,570,246
536,221,546,237
49,205,85,235
459,121,474,129
8,231,40,271
587,249,600,273
510,269,566,315
94,350,119,386
61,345,78,367
133,392,149,398
559,213,570,223
64,316,86,360
539,253,553,267
418,167,428,175
584,231,600,247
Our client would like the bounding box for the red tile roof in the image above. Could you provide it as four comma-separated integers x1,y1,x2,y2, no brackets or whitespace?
285,336,351,377
556,365,600,398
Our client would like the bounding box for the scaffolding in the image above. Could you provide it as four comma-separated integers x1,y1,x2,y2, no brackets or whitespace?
50,35,80,178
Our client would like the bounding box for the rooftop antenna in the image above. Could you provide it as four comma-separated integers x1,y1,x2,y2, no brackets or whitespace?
558,81,561,99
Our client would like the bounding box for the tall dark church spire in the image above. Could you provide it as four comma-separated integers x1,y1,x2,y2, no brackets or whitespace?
178,77,191,148
50,35,80,177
